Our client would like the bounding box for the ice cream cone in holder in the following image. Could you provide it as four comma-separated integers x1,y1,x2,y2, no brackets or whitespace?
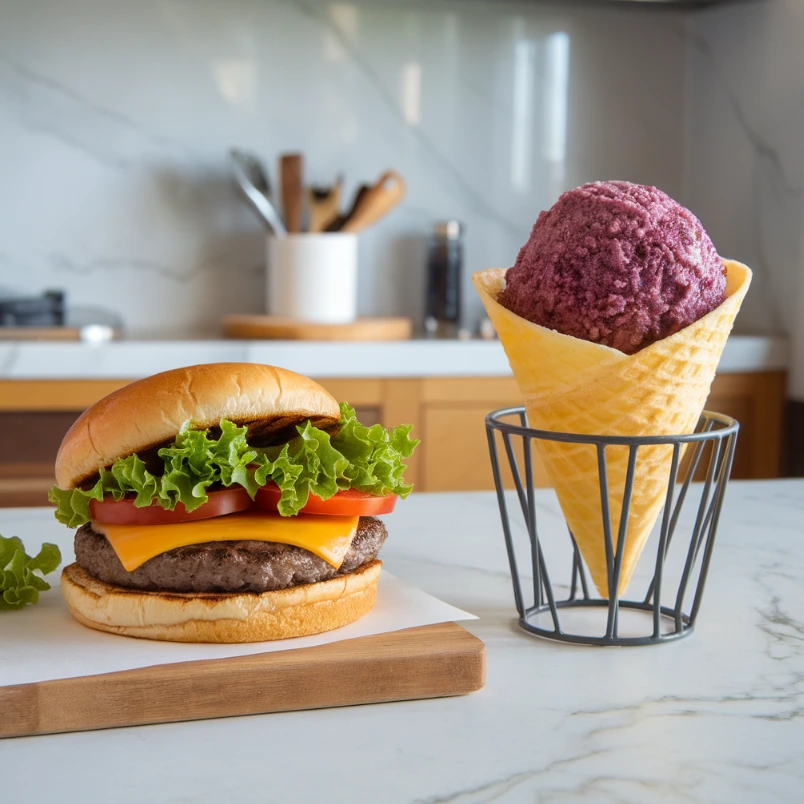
474,260,751,600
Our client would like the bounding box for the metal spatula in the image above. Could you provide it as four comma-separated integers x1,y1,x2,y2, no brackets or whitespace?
230,148,287,236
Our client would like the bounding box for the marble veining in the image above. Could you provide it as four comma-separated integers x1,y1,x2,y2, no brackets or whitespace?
289,0,525,241
685,35,796,338
1,0,796,356
0,52,194,168
2,480,803,802
0,0,687,337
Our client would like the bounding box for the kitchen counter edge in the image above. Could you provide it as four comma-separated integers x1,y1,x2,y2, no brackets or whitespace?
0,335,789,379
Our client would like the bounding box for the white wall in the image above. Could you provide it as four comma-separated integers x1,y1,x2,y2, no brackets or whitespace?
0,0,687,337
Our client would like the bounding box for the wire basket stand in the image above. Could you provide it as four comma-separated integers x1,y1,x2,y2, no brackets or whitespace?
485,407,739,646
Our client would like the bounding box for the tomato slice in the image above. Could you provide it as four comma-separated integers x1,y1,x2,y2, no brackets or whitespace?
89,487,253,526
254,484,398,517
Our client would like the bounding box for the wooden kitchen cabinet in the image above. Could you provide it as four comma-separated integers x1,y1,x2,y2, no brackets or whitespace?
417,378,549,492
414,372,786,492
0,371,786,506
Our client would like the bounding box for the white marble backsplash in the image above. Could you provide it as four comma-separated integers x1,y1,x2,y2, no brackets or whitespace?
0,0,689,337
684,0,804,348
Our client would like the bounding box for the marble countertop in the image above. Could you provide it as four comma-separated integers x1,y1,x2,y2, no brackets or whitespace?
2,479,803,802
0,335,790,379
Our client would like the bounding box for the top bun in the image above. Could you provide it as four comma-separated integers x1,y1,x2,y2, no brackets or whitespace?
55,363,340,490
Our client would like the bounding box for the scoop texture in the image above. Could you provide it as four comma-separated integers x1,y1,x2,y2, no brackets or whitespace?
498,181,726,354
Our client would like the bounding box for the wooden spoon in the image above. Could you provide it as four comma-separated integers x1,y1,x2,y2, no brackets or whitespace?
324,183,370,232
307,175,343,233
339,170,406,233
279,153,304,233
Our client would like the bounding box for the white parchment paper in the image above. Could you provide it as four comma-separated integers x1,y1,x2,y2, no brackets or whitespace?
0,509,476,687
0,572,476,687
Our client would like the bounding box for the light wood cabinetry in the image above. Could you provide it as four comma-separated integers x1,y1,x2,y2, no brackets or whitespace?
414,372,785,492
705,372,785,479
417,378,548,491
0,371,786,506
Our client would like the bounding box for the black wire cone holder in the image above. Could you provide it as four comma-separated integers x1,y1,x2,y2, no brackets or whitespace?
485,407,739,647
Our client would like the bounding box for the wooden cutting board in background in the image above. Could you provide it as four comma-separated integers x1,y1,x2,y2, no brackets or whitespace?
0,327,84,340
222,315,413,341
0,622,485,738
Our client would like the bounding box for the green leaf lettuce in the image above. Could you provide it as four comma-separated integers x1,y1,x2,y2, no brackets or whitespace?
0,535,62,611
49,403,419,526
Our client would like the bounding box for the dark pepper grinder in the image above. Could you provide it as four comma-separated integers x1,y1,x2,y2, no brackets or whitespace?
425,220,463,338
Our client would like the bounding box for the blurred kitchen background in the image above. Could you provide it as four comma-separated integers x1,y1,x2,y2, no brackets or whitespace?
1,0,802,503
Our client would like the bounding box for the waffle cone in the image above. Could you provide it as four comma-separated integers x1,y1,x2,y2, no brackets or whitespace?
474,260,751,597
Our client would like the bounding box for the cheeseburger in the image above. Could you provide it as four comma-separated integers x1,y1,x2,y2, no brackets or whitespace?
49,363,418,643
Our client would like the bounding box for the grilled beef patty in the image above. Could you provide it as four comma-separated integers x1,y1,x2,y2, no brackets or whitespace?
74,516,387,594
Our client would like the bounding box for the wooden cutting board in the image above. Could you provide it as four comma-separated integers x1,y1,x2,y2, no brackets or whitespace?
0,326,118,341
0,622,484,738
222,315,413,341
0,326,83,340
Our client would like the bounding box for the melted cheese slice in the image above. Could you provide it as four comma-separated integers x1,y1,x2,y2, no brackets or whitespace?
92,510,359,572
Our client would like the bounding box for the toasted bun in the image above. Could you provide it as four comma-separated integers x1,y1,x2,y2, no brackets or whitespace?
61,560,381,643
55,363,340,489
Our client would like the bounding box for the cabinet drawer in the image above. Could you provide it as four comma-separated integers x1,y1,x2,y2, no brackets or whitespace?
422,405,550,492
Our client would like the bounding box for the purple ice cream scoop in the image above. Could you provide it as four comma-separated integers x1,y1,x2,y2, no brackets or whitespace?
498,181,727,354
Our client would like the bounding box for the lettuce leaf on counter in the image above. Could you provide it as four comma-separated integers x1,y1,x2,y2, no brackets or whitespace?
0,535,62,611
49,403,419,525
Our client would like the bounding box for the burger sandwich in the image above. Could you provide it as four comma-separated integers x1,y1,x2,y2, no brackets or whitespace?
49,363,418,643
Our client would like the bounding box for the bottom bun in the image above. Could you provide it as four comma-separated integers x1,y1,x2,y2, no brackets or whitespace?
61,560,381,643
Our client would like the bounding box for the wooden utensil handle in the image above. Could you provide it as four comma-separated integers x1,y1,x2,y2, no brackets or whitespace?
325,183,369,233
308,176,343,233
341,171,406,234
280,154,304,233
